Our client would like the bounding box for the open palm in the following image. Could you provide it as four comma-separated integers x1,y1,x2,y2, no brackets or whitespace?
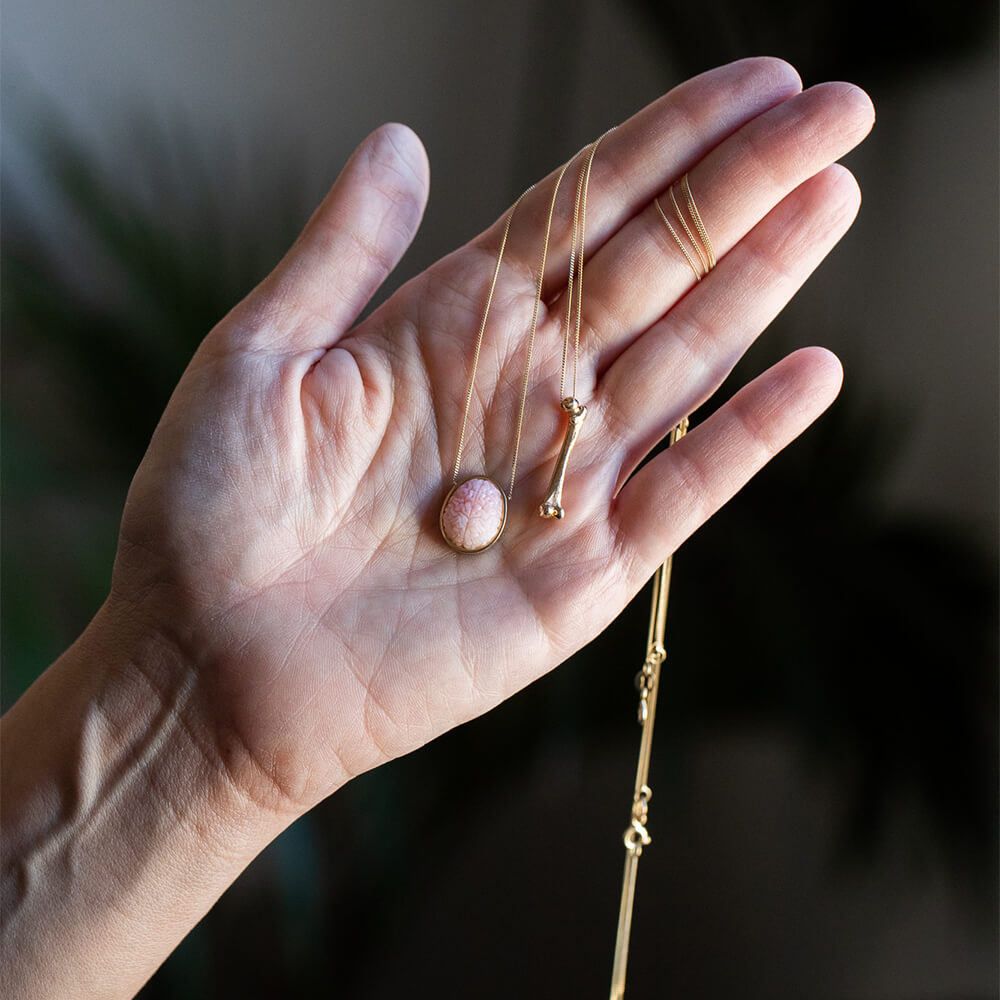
113,58,873,817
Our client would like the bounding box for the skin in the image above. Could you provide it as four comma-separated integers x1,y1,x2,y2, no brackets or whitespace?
0,58,874,998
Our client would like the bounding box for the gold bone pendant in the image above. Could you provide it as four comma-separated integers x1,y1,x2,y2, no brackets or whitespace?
539,397,587,519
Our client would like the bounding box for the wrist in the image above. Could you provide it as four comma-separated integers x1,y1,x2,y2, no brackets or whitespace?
1,598,296,999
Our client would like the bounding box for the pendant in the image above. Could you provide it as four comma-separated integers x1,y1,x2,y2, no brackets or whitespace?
440,476,508,553
539,398,587,519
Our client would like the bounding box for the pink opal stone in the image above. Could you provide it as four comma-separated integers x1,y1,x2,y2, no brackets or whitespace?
440,477,506,552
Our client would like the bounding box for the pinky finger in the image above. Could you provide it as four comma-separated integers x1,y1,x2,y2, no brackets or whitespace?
612,346,843,588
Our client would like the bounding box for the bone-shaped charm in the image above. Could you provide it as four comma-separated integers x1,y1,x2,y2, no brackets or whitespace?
539,397,587,519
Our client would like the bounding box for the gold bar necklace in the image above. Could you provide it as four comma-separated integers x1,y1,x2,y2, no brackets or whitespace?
609,417,688,999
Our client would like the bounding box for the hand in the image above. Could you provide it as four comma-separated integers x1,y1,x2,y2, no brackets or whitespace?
112,57,873,816
2,58,875,999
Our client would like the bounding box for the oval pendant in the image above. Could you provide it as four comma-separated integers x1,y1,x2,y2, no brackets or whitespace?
440,476,507,553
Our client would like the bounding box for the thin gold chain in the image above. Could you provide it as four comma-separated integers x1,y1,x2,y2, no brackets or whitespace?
560,128,613,403
561,147,589,400
654,195,703,281
655,173,715,283
451,129,613,498
668,183,709,275
681,174,715,269
509,159,573,496
450,186,532,487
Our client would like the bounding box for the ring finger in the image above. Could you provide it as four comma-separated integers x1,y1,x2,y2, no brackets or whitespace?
599,161,863,493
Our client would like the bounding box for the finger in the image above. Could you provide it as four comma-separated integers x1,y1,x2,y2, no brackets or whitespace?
471,57,803,284
612,346,843,590
239,123,430,352
598,163,861,484
570,82,874,370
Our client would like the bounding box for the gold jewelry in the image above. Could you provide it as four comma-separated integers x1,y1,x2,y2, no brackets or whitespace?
608,418,688,999
654,173,716,281
439,188,530,552
540,130,612,520
441,132,613,551
440,153,575,551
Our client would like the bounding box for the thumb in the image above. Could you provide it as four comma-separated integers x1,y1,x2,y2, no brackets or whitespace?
247,122,430,352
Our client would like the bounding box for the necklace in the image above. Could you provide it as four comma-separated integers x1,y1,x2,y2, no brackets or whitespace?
607,418,688,999
440,133,610,552
438,187,530,553
539,130,610,519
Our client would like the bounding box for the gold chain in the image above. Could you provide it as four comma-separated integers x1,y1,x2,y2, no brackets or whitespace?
608,417,689,1000
449,131,612,501
655,174,716,282
561,129,613,403
509,159,573,495
450,185,532,489
680,173,716,270
536,129,615,521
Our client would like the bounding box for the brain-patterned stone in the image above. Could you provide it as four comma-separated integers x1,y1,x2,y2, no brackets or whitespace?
440,477,507,552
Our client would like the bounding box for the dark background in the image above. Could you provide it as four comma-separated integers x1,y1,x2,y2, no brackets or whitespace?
3,0,997,996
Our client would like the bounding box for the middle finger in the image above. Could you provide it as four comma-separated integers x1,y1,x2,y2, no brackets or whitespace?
551,81,875,389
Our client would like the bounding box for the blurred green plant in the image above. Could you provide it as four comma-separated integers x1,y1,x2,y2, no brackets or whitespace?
2,109,995,998
2,105,309,705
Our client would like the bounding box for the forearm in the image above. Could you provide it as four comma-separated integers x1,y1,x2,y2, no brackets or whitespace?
1,600,294,999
